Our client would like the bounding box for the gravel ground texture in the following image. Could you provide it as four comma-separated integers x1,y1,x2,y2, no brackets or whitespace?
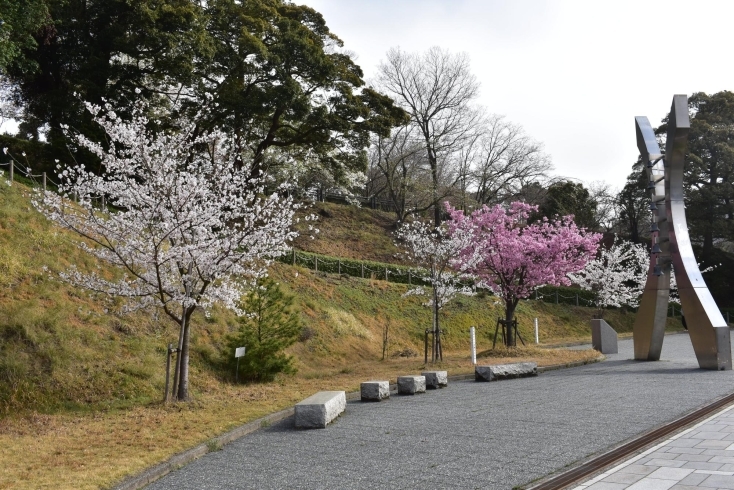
146,332,734,490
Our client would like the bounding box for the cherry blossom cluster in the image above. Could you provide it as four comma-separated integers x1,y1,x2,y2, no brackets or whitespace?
446,201,601,309
395,218,474,309
568,235,648,314
33,98,299,320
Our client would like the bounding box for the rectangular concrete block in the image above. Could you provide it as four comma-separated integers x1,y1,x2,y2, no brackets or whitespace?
591,318,618,354
360,381,390,401
295,391,346,429
421,370,448,389
397,375,426,395
475,362,538,382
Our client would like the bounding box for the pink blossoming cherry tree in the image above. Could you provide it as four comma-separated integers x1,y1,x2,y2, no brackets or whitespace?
446,202,601,347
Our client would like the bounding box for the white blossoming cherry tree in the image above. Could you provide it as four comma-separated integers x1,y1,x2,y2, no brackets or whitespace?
396,218,474,362
34,100,299,401
568,235,648,318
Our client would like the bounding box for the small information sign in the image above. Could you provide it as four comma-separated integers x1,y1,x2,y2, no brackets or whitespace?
235,346,246,358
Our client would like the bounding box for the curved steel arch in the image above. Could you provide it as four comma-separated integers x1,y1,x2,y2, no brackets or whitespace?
633,95,731,370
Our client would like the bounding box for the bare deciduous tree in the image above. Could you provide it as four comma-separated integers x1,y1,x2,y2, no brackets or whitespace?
378,46,480,227
472,114,553,206
588,180,620,233
366,125,428,221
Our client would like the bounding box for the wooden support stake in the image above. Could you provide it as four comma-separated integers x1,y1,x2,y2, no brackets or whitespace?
164,343,173,403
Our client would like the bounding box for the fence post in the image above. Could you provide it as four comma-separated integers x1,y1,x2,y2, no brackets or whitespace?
408,270,411,285
555,290,558,304
338,260,341,275
576,293,578,307
315,257,318,272
385,267,388,281
8,162,12,185
535,290,538,300
42,172,46,191
293,249,296,266
361,263,364,278
470,327,476,365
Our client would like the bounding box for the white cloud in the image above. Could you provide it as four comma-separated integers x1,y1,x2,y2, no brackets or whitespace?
301,0,734,190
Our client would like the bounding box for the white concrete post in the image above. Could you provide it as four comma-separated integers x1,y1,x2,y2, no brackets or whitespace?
534,318,539,344
470,326,476,365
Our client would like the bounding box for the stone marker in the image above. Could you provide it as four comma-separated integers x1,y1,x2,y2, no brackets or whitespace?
295,391,346,429
591,318,618,354
397,375,426,395
475,362,538,382
421,370,448,389
360,381,390,401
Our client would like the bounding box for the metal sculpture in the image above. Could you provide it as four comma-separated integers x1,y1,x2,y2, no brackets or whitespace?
633,94,731,370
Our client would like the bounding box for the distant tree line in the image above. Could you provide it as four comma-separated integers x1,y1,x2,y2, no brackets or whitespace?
2,1,734,268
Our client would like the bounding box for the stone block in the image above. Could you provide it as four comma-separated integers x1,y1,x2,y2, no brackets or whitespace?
421,370,448,389
475,362,538,382
397,375,426,395
295,391,346,429
591,319,618,354
360,381,390,401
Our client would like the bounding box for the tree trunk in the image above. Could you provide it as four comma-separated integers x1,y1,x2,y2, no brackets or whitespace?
176,311,192,401
505,301,518,347
171,313,185,398
702,228,714,262
427,146,441,228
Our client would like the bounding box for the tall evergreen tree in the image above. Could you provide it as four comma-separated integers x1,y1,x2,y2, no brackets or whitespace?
2,0,406,186
616,160,649,244
535,180,598,230
676,92,734,260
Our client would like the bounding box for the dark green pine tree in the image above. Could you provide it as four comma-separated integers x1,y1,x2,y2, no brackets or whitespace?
224,278,301,383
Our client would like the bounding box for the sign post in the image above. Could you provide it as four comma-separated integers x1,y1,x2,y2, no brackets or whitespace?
235,346,246,383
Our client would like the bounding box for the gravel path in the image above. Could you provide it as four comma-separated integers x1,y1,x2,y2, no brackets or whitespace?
146,333,734,489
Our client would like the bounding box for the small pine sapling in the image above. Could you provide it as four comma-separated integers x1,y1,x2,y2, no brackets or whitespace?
224,278,301,383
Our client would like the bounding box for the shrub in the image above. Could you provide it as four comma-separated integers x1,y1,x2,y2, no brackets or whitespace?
222,278,301,383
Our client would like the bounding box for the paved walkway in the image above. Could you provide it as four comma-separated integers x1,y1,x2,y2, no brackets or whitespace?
574,404,734,489
146,333,734,489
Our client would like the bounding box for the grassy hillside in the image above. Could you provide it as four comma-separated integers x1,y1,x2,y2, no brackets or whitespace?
292,201,404,263
0,184,682,415
0,182,692,488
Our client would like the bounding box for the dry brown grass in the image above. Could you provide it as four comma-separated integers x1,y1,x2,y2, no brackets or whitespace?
0,347,598,490
0,183,668,489
291,201,404,264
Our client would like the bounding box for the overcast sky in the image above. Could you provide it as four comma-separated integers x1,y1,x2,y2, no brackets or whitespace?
300,0,734,191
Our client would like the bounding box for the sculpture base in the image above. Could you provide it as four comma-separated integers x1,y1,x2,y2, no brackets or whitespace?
591,319,618,354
